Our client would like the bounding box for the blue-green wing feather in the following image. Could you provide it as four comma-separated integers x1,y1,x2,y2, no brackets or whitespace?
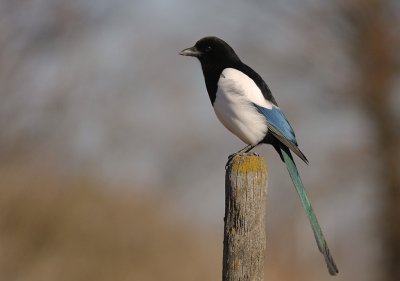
254,105,308,164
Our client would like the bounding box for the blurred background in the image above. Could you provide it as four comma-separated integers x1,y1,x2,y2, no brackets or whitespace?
0,0,399,280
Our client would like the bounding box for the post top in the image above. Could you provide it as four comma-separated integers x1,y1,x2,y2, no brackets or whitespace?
227,154,267,175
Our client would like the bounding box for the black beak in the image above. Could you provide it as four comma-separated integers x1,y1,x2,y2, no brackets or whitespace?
179,46,202,57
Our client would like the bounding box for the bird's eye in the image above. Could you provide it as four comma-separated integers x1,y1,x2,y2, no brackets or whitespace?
205,46,212,52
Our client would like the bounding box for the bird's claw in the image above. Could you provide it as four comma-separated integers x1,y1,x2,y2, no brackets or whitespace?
225,151,259,169
225,153,237,170
228,153,236,160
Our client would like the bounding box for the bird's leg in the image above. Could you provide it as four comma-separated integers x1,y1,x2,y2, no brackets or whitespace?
244,145,256,153
243,144,259,156
226,144,256,169
229,144,253,158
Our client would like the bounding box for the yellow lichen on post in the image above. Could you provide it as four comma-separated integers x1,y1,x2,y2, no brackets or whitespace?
229,154,267,176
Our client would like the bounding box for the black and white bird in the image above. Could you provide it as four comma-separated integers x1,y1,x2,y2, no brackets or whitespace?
180,36,338,276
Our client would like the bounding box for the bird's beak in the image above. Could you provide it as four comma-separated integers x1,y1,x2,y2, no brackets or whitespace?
179,46,202,57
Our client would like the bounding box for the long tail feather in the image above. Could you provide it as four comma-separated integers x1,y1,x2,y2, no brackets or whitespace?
280,145,339,275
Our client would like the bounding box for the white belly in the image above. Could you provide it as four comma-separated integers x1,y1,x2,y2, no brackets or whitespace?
213,68,270,145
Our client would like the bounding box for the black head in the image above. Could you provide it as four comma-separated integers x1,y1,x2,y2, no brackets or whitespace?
179,36,240,66
179,37,243,104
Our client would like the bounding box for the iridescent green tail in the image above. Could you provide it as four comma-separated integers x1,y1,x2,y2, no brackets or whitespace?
280,145,338,276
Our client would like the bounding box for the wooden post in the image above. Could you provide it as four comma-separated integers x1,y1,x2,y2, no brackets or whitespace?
223,154,268,281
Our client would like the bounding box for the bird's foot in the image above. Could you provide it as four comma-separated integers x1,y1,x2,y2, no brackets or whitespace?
225,153,237,170
228,152,236,160
225,151,259,170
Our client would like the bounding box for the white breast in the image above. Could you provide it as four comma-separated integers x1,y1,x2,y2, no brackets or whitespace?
213,68,271,145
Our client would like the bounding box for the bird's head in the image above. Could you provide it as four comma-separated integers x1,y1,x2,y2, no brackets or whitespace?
179,36,240,65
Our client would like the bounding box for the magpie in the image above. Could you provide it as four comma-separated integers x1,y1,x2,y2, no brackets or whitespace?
180,36,338,276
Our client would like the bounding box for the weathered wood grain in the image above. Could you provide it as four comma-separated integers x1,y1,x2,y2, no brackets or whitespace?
223,154,268,281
